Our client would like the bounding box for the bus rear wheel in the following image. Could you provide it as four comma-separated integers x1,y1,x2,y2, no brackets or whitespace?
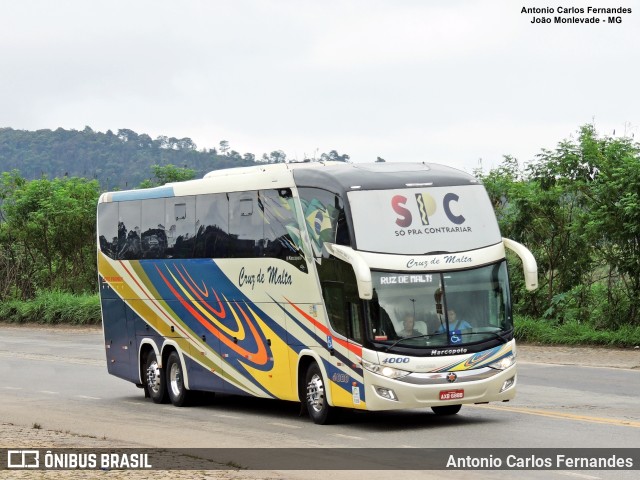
166,351,191,407
305,363,336,425
431,404,462,416
144,350,167,404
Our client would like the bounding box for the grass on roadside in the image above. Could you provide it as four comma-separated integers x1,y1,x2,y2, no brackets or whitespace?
0,290,101,325
515,315,640,347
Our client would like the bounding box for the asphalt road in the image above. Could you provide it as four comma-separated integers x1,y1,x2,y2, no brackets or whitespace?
0,325,638,479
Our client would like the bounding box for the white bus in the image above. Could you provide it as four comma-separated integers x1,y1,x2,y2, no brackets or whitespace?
97,162,537,424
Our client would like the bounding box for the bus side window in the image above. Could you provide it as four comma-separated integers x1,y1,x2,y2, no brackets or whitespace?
229,192,263,258
322,282,348,338
194,193,230,258
98,202,119,259
117,200,142,260
348,302,363,344
298,188,352,256
165,196,196,259
261,189,307,270
140,198,166,259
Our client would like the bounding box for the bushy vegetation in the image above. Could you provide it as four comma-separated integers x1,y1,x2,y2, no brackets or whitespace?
479,125,640,335
514,316,640,347
0,291,101,325
0,173,100,299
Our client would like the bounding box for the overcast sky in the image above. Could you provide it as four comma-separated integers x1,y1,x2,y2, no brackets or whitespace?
2,0,638,173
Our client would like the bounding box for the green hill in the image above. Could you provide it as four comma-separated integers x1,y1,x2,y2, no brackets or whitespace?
0,126,257,188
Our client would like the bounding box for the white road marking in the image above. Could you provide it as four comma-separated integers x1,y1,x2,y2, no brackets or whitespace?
39,390,59,395
557,472,601,479
76,395,101,400
269,422,301,429
3,386,23,390
213,414,241,420
332,433,364,440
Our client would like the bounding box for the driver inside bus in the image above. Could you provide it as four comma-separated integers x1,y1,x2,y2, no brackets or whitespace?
398,314,421,337
437,309,472,333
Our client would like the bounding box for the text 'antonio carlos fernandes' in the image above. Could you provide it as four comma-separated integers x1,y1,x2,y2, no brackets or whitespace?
447,454,634,469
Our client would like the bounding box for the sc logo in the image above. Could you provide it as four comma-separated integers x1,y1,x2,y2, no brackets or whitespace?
392,193,465,227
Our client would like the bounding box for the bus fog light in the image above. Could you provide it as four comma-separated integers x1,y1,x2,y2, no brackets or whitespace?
374,386,398,401
500,376,515,393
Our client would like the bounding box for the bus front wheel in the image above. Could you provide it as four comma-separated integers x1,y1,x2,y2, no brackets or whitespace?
166,351,191,407
144,350,167,404
305,363,336,425
431,404,462,416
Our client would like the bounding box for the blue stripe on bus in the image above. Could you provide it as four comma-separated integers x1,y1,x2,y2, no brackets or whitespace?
110,186,175,201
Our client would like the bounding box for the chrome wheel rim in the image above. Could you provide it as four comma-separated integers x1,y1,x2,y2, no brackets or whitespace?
146,360,162,394
169,362,182,397
306,373,325,413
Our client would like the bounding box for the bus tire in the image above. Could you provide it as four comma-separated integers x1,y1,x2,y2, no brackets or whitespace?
166,351,191,407
144,350,167,404
431,404,462,416
305,363,335,425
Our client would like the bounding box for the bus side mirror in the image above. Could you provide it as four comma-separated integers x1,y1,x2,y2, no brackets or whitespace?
503,238,538,291
323,244,373,300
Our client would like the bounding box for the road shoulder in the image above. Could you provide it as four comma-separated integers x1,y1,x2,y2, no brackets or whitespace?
517,343,640,369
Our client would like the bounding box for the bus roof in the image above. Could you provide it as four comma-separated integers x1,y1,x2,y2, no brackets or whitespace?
99,162,479,203
291,162,478,197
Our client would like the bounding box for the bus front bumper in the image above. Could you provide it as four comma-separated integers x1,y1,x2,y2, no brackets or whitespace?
361,364,517,411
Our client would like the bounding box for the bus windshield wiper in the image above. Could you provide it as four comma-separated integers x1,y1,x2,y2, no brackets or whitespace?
385,330,509,351
479,330,510,343
385,332,448,351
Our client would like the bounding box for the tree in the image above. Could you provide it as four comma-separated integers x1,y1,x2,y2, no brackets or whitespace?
138,164,197,188
580,127,640,324
228,150,242,161
320,150,350,162
117,129,138,142
268,150,287,164
0,173,100,297
480,125,640,326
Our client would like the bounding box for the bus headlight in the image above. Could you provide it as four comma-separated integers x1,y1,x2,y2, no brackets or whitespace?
488,353,516,371
362,360,410,379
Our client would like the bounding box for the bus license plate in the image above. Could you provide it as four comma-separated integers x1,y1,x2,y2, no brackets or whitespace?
439,389,464,401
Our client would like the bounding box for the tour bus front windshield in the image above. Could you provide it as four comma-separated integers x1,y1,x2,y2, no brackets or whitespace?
366,262,512,349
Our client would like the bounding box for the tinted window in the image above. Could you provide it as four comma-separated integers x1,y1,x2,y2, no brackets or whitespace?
194,193,230,258
261,189,306,269
318,256,362,341
140,198,166,259
229,191,263,258
117,201,142,260
298,188,350,257
166,196,196,258
98,202,118,259
322,282,347,337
